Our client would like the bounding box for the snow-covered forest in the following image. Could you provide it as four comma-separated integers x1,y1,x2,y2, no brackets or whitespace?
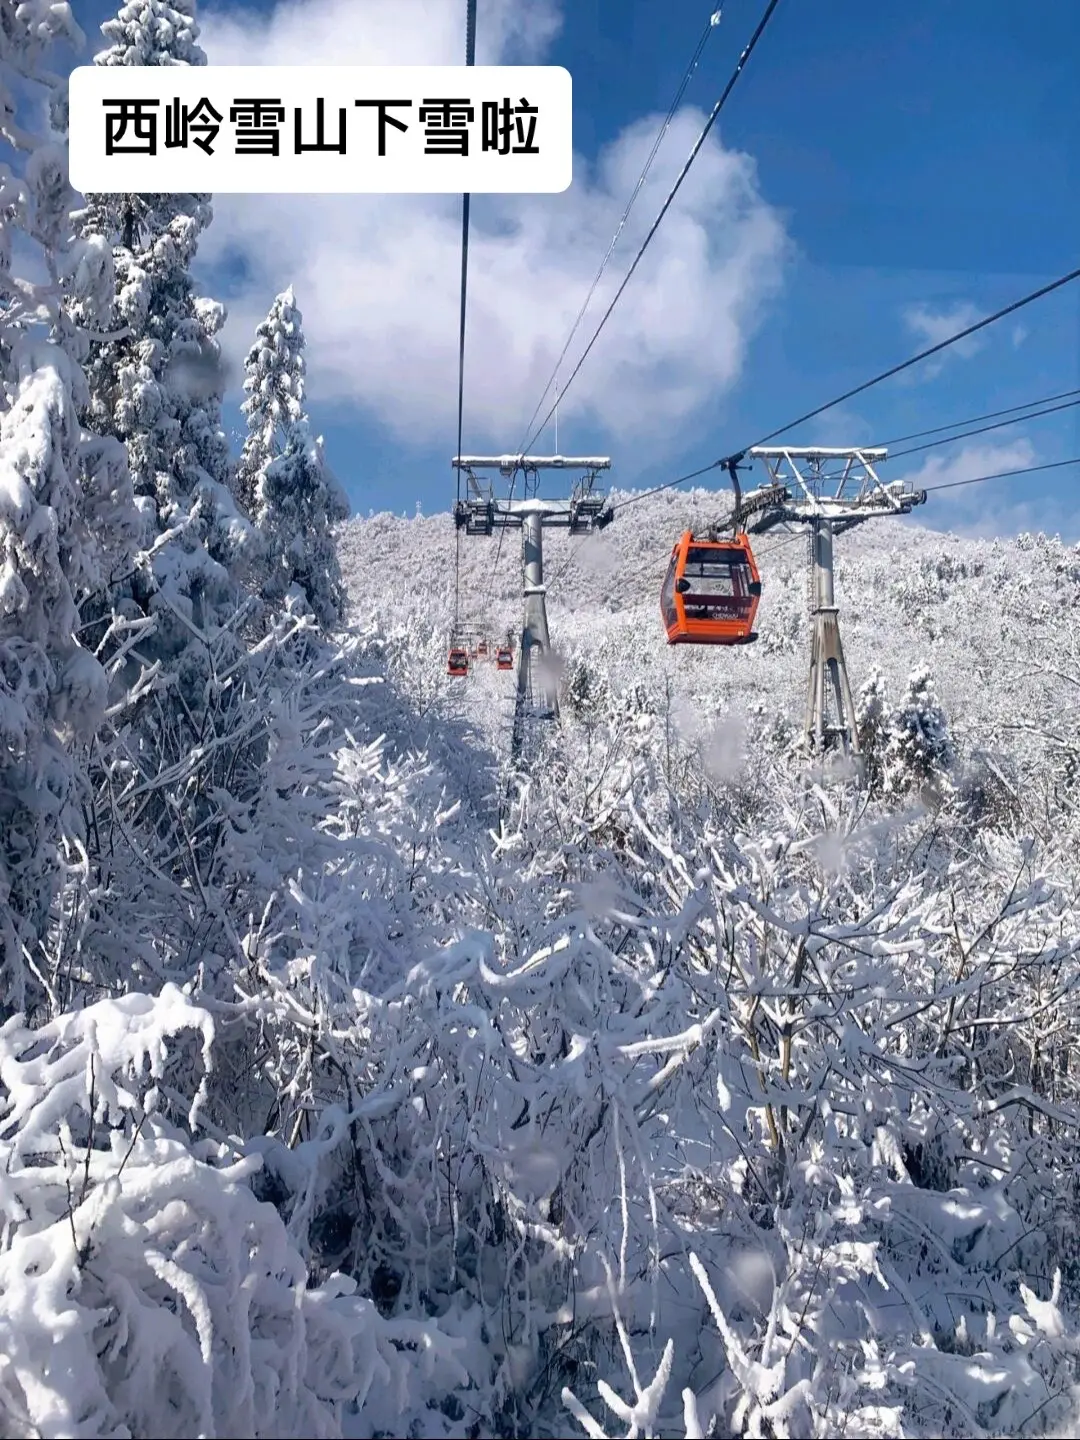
3,2,1080,1437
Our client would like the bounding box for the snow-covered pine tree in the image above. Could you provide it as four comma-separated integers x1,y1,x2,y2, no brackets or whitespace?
855,664,890,794
0,1,138,1015
884,661,955,801
57,0,283,998
237,285,306,512
75,0,256,677
255,423,349,628
563,655,609,722
241,290,349,628
73,0,207,253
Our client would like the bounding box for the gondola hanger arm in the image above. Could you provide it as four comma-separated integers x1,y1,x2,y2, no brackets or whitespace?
703,451,751,538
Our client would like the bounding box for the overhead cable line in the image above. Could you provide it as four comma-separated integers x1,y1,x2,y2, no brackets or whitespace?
515,6,725,457
487,6,729,610
885,394,1080,463
749,265,1080,450
811,392,1080,485
921,454,1080,494
873,385,1080,449
451,0,478,630
613,263,1080,514
519,0,785,458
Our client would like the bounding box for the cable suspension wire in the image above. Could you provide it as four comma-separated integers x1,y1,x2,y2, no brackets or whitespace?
515,5,724,457
455,221,472,491
612,264,1080,515
873,385,1080,450
922,454,1080,494
749,266,1080,451
485,9,728,614
810,392,1080,487
520,0,785,457
485,470,515,611
452,0,478,632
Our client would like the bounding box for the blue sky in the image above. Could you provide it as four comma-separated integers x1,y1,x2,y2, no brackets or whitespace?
75,0,1080,539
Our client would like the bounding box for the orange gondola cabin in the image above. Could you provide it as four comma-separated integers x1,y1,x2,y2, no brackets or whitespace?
447,645,470,677
476,639,489,659
495,646,514,671
661,531,762,646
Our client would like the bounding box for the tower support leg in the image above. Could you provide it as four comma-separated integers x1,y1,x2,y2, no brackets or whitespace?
804,518,860,761
511,512,558,761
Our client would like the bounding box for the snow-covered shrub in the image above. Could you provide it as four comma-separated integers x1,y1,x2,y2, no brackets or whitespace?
539,780,1080,1438
61,610,369,1011
0,984,468,1438
322,491,1080,1438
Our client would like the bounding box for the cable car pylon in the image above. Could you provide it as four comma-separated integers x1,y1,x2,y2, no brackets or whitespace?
452,453,614,761
740,446,927,764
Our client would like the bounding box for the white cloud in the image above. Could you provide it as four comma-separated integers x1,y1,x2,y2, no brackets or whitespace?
900,300,986,380
894,438,1070,539
196,0,790,456
897,438,1036,489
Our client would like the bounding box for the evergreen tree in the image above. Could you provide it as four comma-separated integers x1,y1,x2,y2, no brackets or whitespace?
58,0,271,998
74,0,256,703
237,285,306,511
76,1,207,253
254,423,350,628
885,663,955,800
0,0,136,1012
855,665,890,795
242,289,349,628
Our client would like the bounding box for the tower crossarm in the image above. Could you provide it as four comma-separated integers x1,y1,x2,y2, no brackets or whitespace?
747,445,903,511
452,454,615,535
829,485,928,534
453,454,612,473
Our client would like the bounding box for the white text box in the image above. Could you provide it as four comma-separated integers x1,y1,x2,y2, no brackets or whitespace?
68,65,572,194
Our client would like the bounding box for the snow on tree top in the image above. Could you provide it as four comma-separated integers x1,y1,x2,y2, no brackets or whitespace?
95,0,207,67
